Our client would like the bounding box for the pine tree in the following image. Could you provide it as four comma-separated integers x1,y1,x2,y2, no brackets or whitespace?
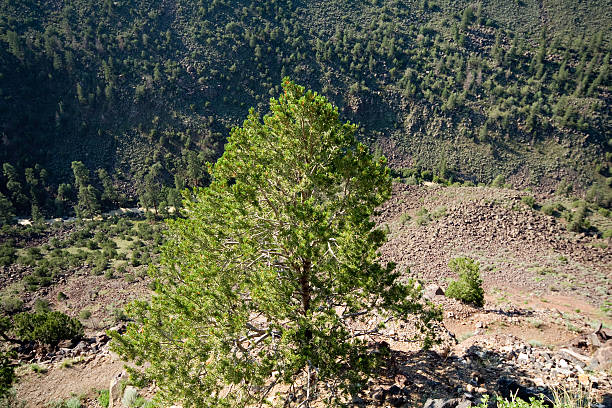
111,79,441,407
139,163,163,215
97,168,118,208
2,164,28,214
0,193,15,226
71,162,100,218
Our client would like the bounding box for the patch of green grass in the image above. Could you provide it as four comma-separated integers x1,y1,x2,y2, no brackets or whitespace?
529,319,544,329
30,363,48,374
458,331,475,342
528,339,544,347
399,213,411,225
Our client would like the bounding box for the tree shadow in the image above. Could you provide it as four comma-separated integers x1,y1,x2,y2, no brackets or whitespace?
361,344,559,407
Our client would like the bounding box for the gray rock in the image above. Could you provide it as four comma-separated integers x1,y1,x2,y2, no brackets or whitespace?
424,284,445,299
422,398,472,408
557,359,569,369
108,370,127,408
589,345,612,371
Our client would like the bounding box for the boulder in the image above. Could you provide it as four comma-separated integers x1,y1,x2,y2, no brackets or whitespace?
588,344,612,371
424,285,445,299
109,370,127,408
422,398,472,408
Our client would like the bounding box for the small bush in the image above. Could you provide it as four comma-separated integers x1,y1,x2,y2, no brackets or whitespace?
65,397,81,408
97,390,109,408
60,359,75,369
0,389,26,408
110,307,128,324
567,205,587,232
79,309,91,320
57,292,68,301
0,242,17,267
445,257,485,307
13,311,84,347
47,397,81,408
0,352,16,398
29,363,47,374
0,296,23,315
399,213,411,224
521,195,536,208
431,206,447,219
33,298,51,313
541,203,555,216
475,395,547,408
491,174,505,188
122,387,139,408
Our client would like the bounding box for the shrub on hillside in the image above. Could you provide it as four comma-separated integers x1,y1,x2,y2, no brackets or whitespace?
0,297,22,316
567,205,587,232
541,203,555,216
13,311,83,347
521,195,536,208
0,242,16,267
0,352,16,399
445,257,485,307
491,174,505,188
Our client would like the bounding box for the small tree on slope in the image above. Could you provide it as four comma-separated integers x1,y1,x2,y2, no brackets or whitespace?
111,79,441,407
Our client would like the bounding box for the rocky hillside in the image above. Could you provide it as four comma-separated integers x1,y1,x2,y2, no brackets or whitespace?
1,0,611,220
5,183,611,406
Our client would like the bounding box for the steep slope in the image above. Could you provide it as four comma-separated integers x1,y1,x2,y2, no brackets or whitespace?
0,0,610,217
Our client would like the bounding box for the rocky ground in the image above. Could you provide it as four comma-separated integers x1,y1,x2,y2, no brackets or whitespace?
8,184,612,407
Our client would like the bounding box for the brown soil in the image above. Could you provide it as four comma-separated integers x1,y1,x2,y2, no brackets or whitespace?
16,353,123,408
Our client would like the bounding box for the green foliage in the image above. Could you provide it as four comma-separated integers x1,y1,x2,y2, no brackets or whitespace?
475,395,548,408
97,390,110,408
399,213,412,224
78,309,92,320
0,389,26,408
112,80,441,407
0,352,16,399
0,194,15,226
33,298,51,313
47,397,82,408
0,296,22,316
445,257,485,307
0,241,17,267
521,195,536,208
0,0,610,220
541,203,556,215
121,388,139,408
567,205,588,232
13,311,83,347
491,175,506,188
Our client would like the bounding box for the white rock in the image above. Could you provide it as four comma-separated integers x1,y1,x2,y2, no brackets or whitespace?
558,359,569,369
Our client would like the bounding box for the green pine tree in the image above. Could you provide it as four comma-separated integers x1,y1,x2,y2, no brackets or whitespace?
111,79,441,407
